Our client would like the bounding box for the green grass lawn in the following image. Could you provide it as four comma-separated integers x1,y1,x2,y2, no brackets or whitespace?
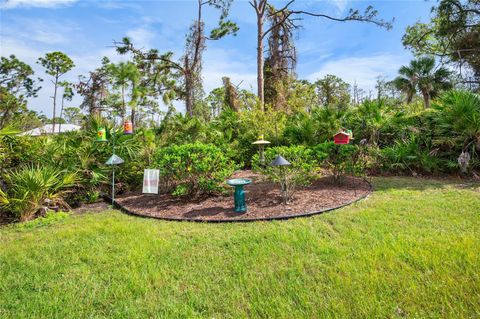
1,177,479,318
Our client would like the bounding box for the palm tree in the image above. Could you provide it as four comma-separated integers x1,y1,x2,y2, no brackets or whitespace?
433,90,480,152
393,56,452,108
110,62,140,122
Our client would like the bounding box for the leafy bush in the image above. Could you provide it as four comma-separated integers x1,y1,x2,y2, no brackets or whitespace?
0,165,79,221
432,90,480,172
253,145,317,183
313,142,363,181
253,145,318,202
153,143,236,197
381,134,441,174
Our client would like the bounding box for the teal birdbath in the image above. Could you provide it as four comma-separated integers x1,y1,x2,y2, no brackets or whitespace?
226,178,252,213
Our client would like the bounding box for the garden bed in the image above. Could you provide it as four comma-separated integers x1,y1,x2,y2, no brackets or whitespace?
113,171,372,222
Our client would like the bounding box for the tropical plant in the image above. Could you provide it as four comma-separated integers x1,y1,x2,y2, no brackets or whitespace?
432,90,480,172
348,99,389,145
0,165,78,221
393,56,452,108
381,134,441,174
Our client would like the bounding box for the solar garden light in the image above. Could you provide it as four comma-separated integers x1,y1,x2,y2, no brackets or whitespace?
270,155,291,204
252,134,270,166
105,154,124,205
226,178,252,213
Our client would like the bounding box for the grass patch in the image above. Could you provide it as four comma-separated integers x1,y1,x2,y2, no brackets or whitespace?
1,177,479,318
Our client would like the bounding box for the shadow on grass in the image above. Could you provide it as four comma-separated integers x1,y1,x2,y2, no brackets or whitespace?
370,176,480,192
183,206,240,218
0,213,16,227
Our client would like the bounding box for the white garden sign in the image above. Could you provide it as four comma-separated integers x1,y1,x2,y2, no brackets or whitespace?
142,169,159,194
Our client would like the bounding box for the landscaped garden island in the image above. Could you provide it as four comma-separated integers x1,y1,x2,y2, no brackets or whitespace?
1,0,480,317
115,172,371,222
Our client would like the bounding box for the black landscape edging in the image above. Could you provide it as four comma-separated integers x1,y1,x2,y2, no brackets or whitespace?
103,179,373,223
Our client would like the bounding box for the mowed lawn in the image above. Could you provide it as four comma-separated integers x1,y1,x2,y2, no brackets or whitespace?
1,178,479,319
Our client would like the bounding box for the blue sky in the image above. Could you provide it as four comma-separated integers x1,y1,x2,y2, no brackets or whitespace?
0,0,434,116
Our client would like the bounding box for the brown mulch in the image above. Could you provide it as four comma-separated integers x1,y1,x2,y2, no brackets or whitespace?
114,171,371,222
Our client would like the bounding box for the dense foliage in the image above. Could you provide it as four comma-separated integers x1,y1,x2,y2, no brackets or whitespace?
1,89,478,220
0,165,78,221
0,0,478,221
153,143,236,197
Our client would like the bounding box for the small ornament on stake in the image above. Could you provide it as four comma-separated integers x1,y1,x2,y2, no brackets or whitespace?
97,127,107,142
123,120,133,135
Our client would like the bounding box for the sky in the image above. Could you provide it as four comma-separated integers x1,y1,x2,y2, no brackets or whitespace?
0,0,435,116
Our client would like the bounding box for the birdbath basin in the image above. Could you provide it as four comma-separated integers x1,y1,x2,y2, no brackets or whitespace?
226,178,252,213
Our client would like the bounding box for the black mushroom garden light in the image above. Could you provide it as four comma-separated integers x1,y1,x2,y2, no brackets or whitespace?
269,154,291,204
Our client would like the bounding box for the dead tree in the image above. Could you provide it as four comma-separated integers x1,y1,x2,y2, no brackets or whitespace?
222,76,239,111
250,0,393,110
264,4,298,111
115,0,237,117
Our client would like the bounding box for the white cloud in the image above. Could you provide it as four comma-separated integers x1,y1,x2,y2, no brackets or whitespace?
126,27,155,49
326,0,349,12
1,18,79,46
0,35,126,117
307,53,410,92
0,0,76,9
95,1,141,11
202,47,257,93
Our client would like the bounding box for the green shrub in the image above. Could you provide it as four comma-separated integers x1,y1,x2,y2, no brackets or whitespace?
253,145,318,202
0,165,79,221
380,135,441,174
432,90,480,173
253,145,318,184
313,142,364,181
153,143,236,197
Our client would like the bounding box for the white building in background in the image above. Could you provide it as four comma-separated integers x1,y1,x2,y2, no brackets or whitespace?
20,124,81,136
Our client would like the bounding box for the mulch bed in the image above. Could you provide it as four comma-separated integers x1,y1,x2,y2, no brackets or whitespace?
114,171,372,222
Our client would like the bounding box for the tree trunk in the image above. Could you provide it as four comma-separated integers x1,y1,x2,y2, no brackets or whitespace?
257,12,265,110
59,96,64,133
130,82,136,126
406,92,413,104
185,69,194,117
52,77,58,134
183,0,203,118
131,107,136,126
422,90,430,109
121,84,126,119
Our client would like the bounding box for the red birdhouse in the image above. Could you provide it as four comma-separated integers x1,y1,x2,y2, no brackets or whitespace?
334,131,350,144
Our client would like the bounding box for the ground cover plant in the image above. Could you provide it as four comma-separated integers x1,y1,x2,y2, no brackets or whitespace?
1,177,479,318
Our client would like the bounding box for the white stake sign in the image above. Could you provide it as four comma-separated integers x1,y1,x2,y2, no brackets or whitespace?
142,169,159,194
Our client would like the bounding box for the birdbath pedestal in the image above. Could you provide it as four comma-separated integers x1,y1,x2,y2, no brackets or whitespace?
226,178,252,213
